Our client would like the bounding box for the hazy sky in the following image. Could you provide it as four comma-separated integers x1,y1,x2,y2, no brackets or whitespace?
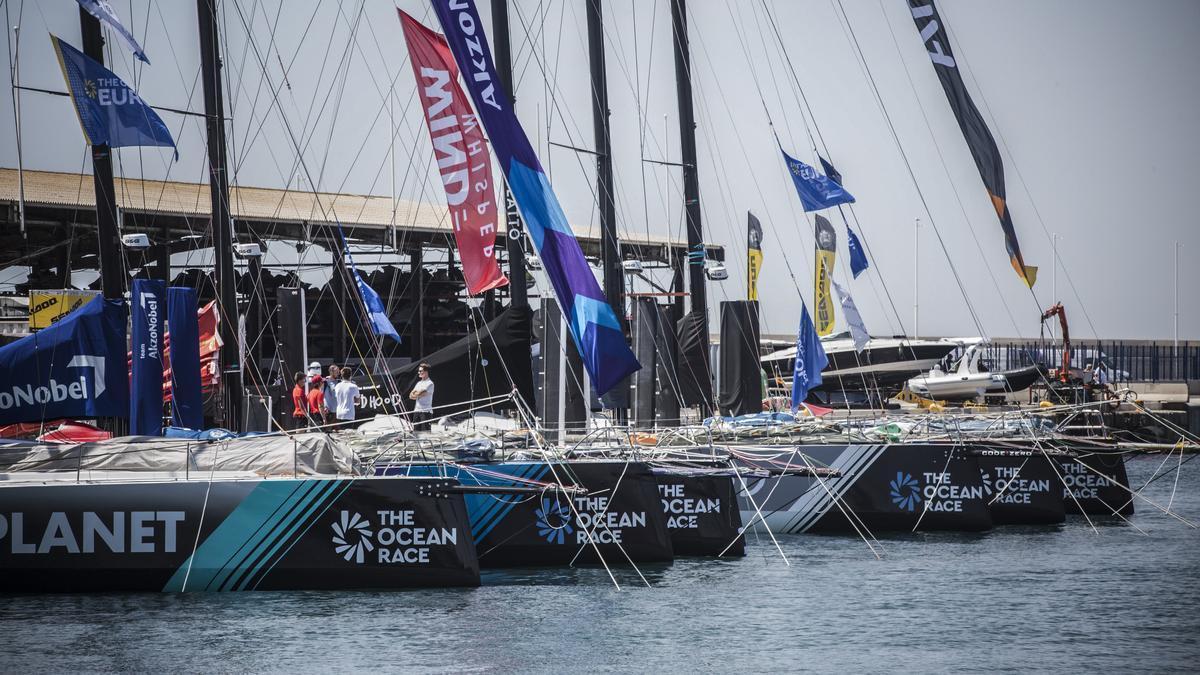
2,0,1197,340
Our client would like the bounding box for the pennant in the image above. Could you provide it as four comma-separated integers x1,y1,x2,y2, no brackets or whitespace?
336,223,401,342
782,148,855,212
75,0,150,64
813,215,837,336
0,296,129,424
50,36,176,157
399,11,508,295
131,279,166,436
430,0,639,395
909,1,1037,288
847,224,869,278
790,303,828,411
167,287,203,429
747,211,763,301
833,281,869,353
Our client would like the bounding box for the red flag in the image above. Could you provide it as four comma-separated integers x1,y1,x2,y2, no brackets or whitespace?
399,10,508,294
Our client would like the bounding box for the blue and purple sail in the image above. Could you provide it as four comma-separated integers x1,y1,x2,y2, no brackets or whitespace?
429,0,639,394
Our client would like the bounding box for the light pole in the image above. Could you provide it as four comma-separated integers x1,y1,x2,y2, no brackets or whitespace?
1175,241,1181,356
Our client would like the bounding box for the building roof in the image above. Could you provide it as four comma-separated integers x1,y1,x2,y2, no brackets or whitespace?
0,168,717,252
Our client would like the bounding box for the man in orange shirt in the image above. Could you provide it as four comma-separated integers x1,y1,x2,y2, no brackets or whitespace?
290,372,307,431
307,375,327,429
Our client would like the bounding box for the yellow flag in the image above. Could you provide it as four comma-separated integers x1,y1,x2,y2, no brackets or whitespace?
813,215,837,336
747,212,763,301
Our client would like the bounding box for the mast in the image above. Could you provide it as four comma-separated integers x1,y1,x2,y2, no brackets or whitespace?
491,0,527,308
197,0,241,429
79,9,124,301
586,0,623,328
670,0,712,413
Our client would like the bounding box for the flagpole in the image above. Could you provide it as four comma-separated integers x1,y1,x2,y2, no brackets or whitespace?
913,217,919,339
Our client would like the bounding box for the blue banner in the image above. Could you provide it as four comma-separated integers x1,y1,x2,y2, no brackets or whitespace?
168,287,204,430
131,279,166,435
791,303,829,411
0,296,128,424
51,35,176,156
336,223,400,342
847,224,870,278
782,148,854,212
430,0,639,394
75,0,150,63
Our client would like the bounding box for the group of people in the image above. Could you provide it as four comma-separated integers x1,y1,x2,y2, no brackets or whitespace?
290,361,436,432
291,363,360,430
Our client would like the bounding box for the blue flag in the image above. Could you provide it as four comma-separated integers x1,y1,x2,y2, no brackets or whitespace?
131,279,166,436
791,303,829,411
167,287,204,430
431,0,639,395
0,296,128,424
75,0,150,64
336,223,400,342
847,224,870,278
51,35,176,156
782,148,854,212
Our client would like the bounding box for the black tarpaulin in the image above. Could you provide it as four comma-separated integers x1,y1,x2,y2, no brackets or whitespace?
676,309,712,412
718,301,761,417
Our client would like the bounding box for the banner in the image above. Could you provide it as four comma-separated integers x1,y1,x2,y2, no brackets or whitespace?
167,287,203,429
28,289,100,330
782,148,855,212
430,0,639,395
908,1,1037,288
847,225,869,278
791,303,828,411
0,296,128,424
832,281,869,353
813,215,837,336
746,212,764,301
51,35,176,156
131,279,166,436
75,0,149,63
399,11,507,295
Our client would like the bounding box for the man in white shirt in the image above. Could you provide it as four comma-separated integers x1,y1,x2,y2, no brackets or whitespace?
334,367,360,426
409,362,435,431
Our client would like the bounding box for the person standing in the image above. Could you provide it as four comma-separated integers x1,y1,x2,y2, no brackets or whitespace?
307,376,327,429
409,362,435,431
334,367,361,427
290,372,307,431
324,364,341,425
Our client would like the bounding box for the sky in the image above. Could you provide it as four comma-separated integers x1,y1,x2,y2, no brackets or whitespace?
1,0,1197,341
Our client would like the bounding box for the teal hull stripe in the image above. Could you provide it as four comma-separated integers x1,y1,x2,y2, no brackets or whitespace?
204,480,327,592
472,463,553,542
163,480,316,592
468,463,538,531
251,478,358,589
233,479,346,590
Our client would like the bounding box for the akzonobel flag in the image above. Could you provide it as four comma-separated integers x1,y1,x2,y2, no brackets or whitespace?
399,10,507,295
909,1,1037,288
747,211,763,301
429,0,639,395
813,215,837,336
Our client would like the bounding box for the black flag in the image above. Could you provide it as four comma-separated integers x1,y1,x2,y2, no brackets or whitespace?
908,1,1037,288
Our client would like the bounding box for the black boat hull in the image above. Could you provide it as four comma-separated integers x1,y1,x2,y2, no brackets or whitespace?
1058,453,1134,516
653,470,745,557
975,450,1067,525
0,477,481,592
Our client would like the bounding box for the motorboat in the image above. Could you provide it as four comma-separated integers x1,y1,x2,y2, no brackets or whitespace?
906,343,1041,401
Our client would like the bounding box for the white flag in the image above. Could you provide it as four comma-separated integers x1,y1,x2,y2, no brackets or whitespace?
832,281,869,353
76,0,149,64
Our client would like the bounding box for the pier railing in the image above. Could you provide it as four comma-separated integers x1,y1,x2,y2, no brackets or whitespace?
983,342,1199,383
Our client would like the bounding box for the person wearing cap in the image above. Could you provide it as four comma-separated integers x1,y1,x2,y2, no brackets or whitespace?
306,361,322,384
307,376,327,428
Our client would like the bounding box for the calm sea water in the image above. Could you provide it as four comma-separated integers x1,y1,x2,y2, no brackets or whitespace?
2,455,1198,673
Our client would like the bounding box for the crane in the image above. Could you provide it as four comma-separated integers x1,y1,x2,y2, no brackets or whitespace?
1040,303,1071,382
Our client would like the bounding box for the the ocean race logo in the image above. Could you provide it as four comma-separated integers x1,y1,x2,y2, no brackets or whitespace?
658,483,721,529
0,355,106,412
534,495,647,545
1060,461,1111,501
331,511,374,564
890,472,922,512
331,509,458,564
988,466,1052,505
534,497,573,544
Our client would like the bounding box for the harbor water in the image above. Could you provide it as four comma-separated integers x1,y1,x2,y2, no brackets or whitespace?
1,455,1197,672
